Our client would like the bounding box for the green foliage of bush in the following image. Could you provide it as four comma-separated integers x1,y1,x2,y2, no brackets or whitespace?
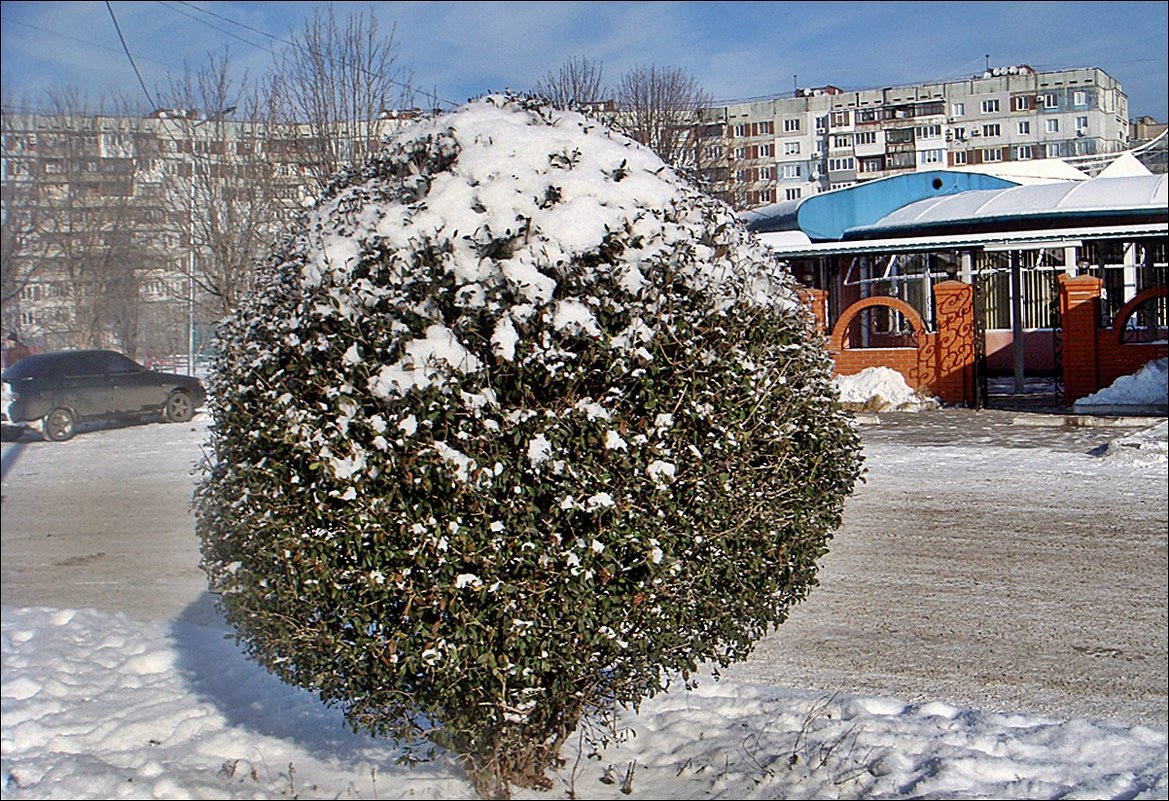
195,94,862,798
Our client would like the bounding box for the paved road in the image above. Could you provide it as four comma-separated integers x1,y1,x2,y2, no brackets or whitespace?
2,410,1166,730
725,410,1169,730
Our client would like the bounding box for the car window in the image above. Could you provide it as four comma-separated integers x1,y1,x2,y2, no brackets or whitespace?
60,353,104,377
102,352,143,374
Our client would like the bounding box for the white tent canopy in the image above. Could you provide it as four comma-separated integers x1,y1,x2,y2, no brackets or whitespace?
1098,151,1154,177
950,158,1089,184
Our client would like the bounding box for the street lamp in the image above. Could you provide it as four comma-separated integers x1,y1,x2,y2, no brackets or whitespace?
186,106,235,376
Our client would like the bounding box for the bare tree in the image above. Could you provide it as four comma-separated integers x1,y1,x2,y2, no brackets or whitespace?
155,51,290,330
4,89,153,353
614,64,713,177
1,97,45,325
269,3,415,192
533,56,607,110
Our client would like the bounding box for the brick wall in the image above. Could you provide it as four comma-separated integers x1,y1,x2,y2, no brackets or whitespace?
1060,278,1168,404
805,276,1164,409
805,282,976,406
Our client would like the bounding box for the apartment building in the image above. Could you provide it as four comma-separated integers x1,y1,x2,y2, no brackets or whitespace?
1,109,413,357
704,66,1130,208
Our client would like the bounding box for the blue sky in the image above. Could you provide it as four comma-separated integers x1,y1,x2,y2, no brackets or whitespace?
2,1,1167,119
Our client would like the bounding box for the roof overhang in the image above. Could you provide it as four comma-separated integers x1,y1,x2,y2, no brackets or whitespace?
756,222,1168,259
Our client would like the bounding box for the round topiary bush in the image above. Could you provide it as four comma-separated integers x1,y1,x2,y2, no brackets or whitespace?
195,94,862,798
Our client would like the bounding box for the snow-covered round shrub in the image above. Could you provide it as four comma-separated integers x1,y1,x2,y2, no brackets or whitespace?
195,95,862,797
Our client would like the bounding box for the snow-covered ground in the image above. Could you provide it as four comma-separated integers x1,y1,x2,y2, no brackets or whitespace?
2,403,1167,799
3,603,1166,800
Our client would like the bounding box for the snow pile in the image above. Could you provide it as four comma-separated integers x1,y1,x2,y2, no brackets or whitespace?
834,366,937,412
3,606,1165,800
1075,357,1168,410
1095,420,1169,463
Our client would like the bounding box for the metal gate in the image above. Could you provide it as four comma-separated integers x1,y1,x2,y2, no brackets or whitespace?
972,274,989,409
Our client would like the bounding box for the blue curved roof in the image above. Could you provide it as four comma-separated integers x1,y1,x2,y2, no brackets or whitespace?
743,171,1020,239
847,174,1168,237
794,171,1019,241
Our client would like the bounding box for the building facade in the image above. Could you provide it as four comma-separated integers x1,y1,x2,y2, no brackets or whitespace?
704,66,1130,208
1,109,412,360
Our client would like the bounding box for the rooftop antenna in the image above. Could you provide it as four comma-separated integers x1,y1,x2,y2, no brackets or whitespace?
985,54,990,71
793,74,798,97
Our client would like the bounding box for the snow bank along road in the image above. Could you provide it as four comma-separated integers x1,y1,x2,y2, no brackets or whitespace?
1,409,1166,730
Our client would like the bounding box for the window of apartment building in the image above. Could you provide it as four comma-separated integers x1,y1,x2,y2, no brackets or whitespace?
758,121,774,135
855,131,877,145
1046,118,1060,133
750,189,776,206
1045,142,1062,158
830,181,857,190
952,151,968,165
952,126,967,141
832,134,852,149
981,98,1000,113
1073,90,1087,107
784,118,801,132
19,284,46,302
735,169,751,182
733,123,748,138
1039,93,1058,109
783,141,801,155
814,115,827,132
1011,95,1031,111
860,157,883,172
856,108,876,123
982,147,1003,162
831,111,850,127
951,102,965,117
781,163,802,179
705,144,723,161
982,123,1001,137
1075,115,1089,131
758,143,773,157
919,149,943,165
760,166,774,180
734,147,747,159
1015,145,1034,160
1017,121,1031,135
915,124,941,139
827,156,855,172
886,127,914,144
785,187,802,201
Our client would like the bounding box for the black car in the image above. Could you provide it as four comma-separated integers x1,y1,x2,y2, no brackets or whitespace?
1,350,206,441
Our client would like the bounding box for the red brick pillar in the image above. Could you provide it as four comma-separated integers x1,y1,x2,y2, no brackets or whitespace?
932,280,976,406
1059,275,1103,404
799,287,829,334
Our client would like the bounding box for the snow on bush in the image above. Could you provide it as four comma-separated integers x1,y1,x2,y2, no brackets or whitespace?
834,366,937,412
1075,357,1168,408
195,95,862,797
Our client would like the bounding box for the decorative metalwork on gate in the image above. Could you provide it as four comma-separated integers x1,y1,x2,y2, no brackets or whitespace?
972,273,989,409
1047,269,1064,398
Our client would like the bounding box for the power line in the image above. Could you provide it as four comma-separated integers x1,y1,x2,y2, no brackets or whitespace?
105,0,156,109
164,0,459,109
0,14,178,73
155,0,270,53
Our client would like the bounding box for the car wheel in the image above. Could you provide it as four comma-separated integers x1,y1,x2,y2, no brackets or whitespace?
43,407,77,442
163,391,195,423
